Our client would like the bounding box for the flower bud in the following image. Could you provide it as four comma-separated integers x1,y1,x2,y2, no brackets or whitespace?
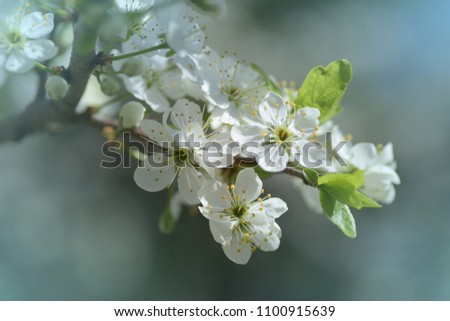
121,58,145,77
100,77,121,96
119,101,146,128
45,76,69,100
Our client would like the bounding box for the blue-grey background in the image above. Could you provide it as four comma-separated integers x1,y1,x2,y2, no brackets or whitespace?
0,0,449,299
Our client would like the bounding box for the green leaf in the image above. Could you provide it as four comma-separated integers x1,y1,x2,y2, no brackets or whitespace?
295,59,352,123
303,168,319,186
318,170,381,209
319,189,336,215
318,169,364,188
320,190,357,238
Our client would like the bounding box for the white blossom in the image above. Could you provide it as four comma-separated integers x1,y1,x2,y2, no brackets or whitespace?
198,168,287,264
350,142,400,204
231,92,320,172
134,98,231,204
120,54,183,112
0,11,57,76
196,50,267,125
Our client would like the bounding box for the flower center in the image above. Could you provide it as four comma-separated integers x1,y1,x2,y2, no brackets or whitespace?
4,30,24,47
173,147,195,167
222,86,242,102
274,126,292,143
231,203,247,218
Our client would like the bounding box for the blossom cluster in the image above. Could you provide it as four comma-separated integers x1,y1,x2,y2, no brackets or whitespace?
0,0,400,264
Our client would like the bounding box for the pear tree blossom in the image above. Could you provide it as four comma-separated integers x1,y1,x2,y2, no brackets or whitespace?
0,0,400,264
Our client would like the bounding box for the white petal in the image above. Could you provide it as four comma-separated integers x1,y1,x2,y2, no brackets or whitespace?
257,144,289,173
252,225,280,252
361,185,396,205
294,107,320,133
222,234,252,264
351,143,377,170
23,39,57,61
246,204,271,226
123,76,169,113
259,92,288,125
160,69,184,100
209,104,240,125
271,222,282,238
139,119,172,147
209,220,235,244
5,51,34,73
143,86,170,113
198,180,231,210
231,125,264,144
177,166,203,205
262,197,288,218
115,0,152,12
20,12,54,39
234,168,263,202
376,142,395,166
134,157,176,192
366,165,401,185
168,99,202,131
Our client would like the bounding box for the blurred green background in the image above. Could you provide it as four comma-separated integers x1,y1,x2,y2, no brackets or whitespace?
1,0,449,300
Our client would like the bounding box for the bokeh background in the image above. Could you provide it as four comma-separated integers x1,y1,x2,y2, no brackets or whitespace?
1,0,449,300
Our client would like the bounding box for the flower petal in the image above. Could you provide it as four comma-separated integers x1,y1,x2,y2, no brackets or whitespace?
198,179,231,210
259,92,288,125
257,144,289,173
234,168,263,202
351,143,377,170
231,125,263,144
209,219,235,244
20,12,54,39
139,119,172,147
262,197,288,218
134,156,176,192
222,234,252,264
5,51,34,73
23,39,57,61
169,98,202,131
294,107,320,134
177,166,203,205
252,225,281,252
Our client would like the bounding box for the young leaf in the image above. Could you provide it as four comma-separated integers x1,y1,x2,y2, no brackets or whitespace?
319,189,336,215
296,59,352,123
318,170,381,209
320,190,357,238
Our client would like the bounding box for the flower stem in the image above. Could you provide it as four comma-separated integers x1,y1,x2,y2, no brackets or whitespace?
111,43,169,61
34,62,62,76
